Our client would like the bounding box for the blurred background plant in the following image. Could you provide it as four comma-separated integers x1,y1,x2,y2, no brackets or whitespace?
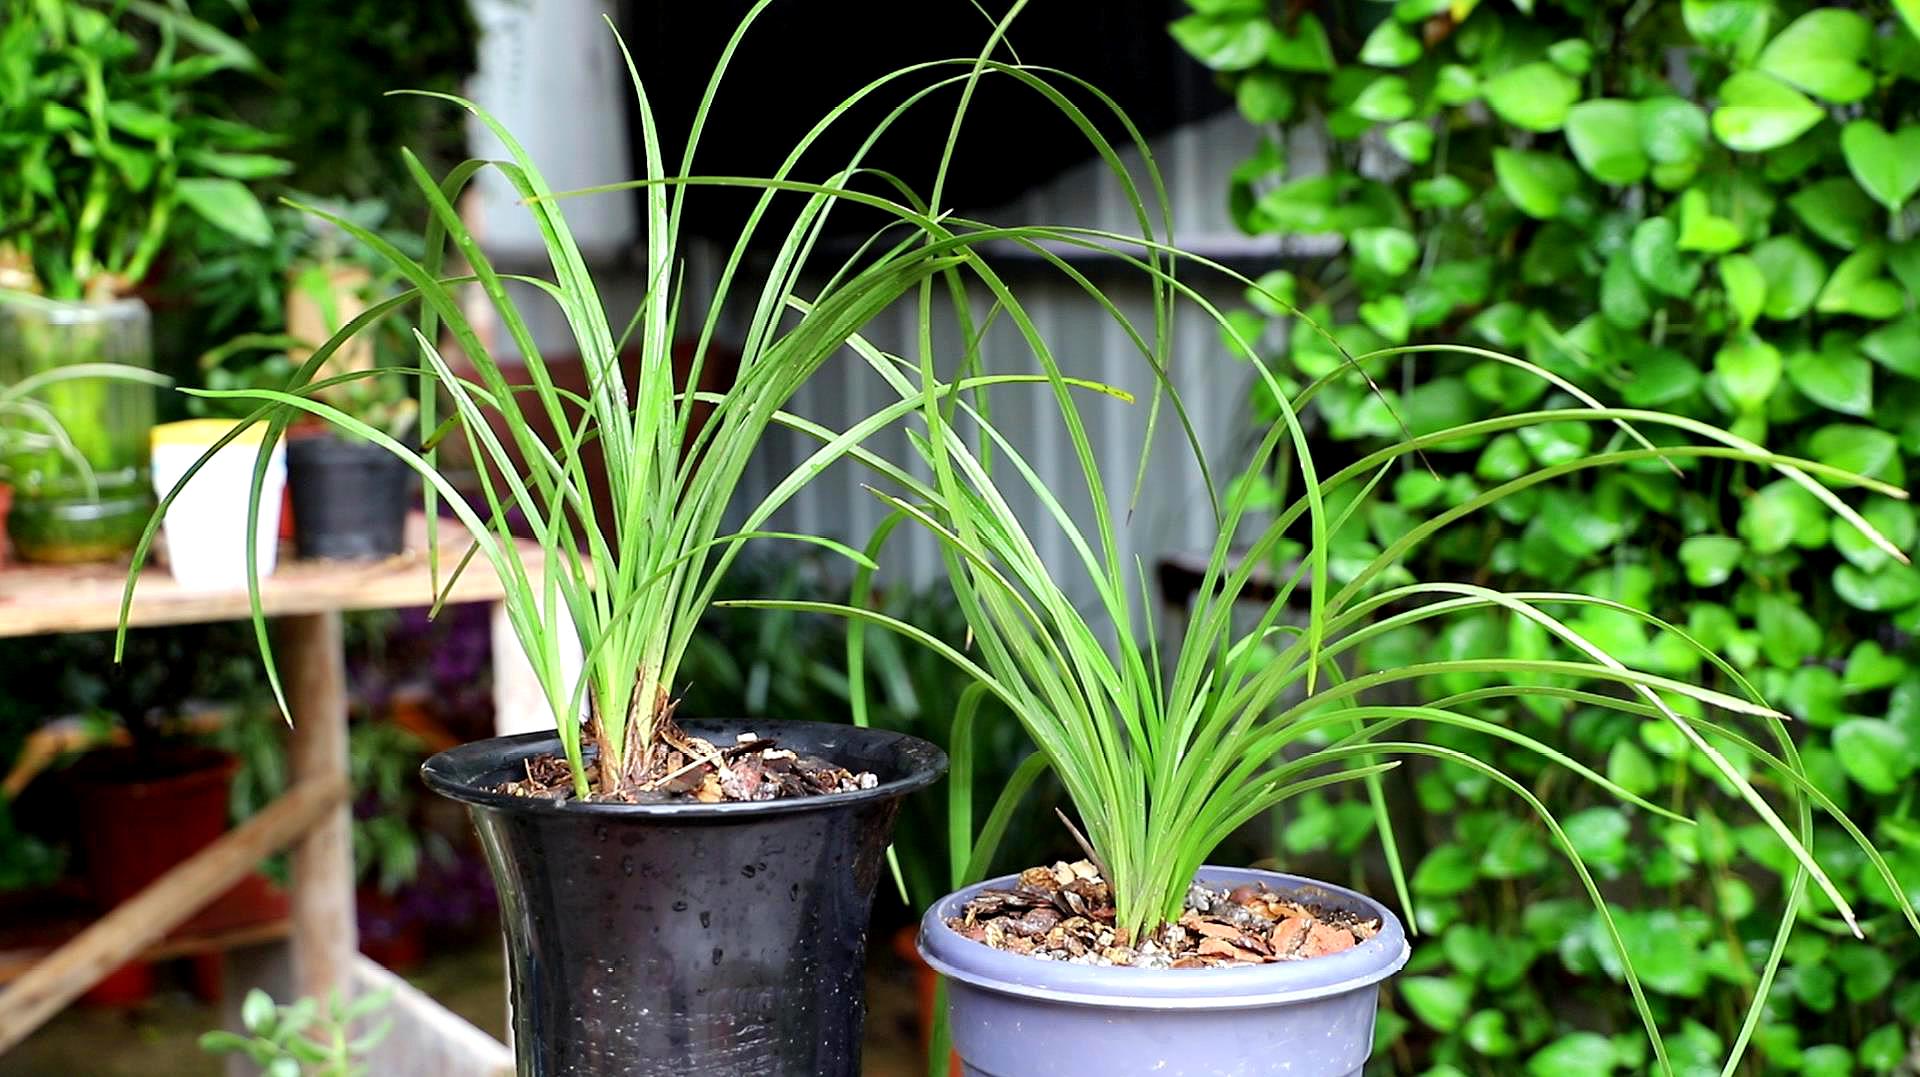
176,196,423,440
1175,0,1920,1072
198,987,391,1077
0,0,285,301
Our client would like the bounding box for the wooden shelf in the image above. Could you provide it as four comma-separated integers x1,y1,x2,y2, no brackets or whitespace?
0,513,534,638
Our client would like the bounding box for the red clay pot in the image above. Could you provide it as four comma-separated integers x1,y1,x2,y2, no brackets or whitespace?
79,960,155,1008
69,747,287,938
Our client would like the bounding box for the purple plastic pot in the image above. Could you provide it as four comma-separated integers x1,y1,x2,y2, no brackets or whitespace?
919,866,1409,1077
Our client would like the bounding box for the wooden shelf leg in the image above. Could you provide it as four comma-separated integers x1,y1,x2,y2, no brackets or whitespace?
280,611,356,1001
490,598,583,737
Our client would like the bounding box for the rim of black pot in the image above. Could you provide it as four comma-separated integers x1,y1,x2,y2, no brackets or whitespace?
421,718,946,819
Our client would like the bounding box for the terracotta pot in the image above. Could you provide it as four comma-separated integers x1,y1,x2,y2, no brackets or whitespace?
69,747,287,938
79,960,155,1008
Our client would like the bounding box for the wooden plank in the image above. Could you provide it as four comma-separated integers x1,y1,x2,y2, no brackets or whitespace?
0,513,537,638
351,955,514,1077
0,775,347,1053
0,919,289,986
283,612,356,1003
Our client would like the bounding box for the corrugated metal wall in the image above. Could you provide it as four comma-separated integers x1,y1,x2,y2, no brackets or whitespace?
727,109,1280,614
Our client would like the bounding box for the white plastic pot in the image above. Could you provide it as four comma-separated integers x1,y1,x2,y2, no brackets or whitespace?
149,420,285,591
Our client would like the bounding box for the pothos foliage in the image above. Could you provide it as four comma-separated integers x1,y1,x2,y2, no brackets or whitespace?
1174,0,1920,1071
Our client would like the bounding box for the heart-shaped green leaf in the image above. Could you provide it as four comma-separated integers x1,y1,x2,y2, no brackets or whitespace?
1266,12,1334,72
1713,71,1825,152
1601,251,1651,330
1676,188,1743,252
1810,422,1901,478
1788,177,1876,248
1748,236,1827,320
1837,562,1920,611
1169,14,1274,71
1359,295,1412,342
1351,227,1418,277
1719,254,1766,327
1631,217,1702,296
1234,73,1295,124
1528,1033,1619,1077
1835,498,1915,571
1359,19,1422,67
1743,481,1828,555
1679,535,1744,586
1686,0,1774,61
1639,97,1710,168
1352,75,1414,122
1841,121,1920,211
1757,8,1874,103
1494,148,1579,219
1862,315,1920,378
1714,333,1781,410
1817,246,1907,319
1844,640,1908,694
1565,99,1648,185
1548,38,1594,75
1435,63,1479,106
1385,121,1434,163
1833,718,1917,793
1785,344,1873,415
1485,62,1581,132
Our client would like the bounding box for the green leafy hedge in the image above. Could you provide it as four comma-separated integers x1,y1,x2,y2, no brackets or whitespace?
1176,1,1920,1072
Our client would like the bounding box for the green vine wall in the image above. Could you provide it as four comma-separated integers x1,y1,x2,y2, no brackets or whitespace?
1176,1,1920,1072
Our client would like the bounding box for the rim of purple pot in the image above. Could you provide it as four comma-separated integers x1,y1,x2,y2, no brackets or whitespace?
919,865,1411,1010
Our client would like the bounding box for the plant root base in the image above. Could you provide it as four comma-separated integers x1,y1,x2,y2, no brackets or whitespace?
949,861,1382,969
497,730,878,804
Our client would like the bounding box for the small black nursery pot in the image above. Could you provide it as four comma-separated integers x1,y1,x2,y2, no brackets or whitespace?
422,719,946,1077
286,432,411,560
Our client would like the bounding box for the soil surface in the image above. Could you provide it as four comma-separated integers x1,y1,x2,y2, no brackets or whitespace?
948,861,1381,968
499,727,879,804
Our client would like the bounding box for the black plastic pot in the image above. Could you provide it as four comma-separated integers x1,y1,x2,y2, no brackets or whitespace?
286,434,411,560
422,719,946,1077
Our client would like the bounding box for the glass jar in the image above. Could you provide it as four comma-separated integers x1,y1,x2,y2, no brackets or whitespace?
0,295,157,562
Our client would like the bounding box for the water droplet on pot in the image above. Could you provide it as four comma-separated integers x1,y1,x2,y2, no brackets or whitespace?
741,864,757,878
699,910,712,929
790,883,801,901
711,947,724,965
621,856,634,877
672,899,688,912
593,824,609,843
